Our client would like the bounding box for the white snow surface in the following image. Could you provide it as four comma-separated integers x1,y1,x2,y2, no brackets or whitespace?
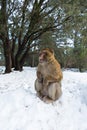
0,67,87,130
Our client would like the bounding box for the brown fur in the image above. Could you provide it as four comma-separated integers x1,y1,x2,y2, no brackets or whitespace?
35,48,63,103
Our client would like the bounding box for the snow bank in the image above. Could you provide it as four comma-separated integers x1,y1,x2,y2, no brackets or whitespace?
0,67,87,130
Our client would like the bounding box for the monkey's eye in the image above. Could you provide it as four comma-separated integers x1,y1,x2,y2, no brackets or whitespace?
39,52,47,56
44,52,47,55
42,51,48,55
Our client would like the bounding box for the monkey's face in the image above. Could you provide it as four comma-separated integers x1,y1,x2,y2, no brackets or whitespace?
39,48,54,63
39,51,47,63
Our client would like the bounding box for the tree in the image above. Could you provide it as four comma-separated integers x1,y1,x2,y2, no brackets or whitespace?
0,0,12,73
0,0,72,73
0,0,87,73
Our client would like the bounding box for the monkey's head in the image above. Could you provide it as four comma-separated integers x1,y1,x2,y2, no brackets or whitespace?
39,48,54,63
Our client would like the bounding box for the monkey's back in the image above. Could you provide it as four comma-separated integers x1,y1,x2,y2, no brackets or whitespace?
38,57,63,81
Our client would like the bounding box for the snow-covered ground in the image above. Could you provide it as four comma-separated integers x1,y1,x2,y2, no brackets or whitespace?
0,67,87,130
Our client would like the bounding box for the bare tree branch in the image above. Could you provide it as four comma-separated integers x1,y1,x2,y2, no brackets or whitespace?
18,0,29,47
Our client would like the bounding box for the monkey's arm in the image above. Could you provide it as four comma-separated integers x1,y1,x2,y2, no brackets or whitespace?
43,71,63,86
43,75,58,86
45,62,63,85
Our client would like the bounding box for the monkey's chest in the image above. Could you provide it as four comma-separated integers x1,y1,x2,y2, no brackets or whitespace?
42,64,57,76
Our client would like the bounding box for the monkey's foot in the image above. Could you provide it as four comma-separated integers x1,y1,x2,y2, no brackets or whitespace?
36,92,44,100
42,96,54,104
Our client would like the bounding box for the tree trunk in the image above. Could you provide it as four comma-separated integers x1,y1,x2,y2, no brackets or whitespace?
14,47,30,71
20,47,30,70
3,40,12,73
14,54,21,71
11,38,16,68
11,53,15,68
14,45,24,71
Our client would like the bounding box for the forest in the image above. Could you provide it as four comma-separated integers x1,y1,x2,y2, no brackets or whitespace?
0,0,87,73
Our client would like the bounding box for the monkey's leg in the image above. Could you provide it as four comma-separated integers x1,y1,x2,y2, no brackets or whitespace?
35,79,42,91
49,82,62,100
35,79,44,99
43,82,62,103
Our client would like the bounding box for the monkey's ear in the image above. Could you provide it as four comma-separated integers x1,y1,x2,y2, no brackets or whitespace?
48,48,54,54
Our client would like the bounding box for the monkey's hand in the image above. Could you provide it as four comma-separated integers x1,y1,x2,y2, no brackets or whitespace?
43,76,53,86
43,78,49,86
43,75,59,86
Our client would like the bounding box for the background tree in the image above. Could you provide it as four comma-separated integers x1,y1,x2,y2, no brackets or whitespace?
0,0,87,73
0,0,71,73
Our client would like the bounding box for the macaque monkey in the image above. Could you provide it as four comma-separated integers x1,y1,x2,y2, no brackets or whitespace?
35,48,63,103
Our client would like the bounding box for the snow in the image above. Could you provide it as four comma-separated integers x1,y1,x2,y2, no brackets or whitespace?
0,67,87,130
